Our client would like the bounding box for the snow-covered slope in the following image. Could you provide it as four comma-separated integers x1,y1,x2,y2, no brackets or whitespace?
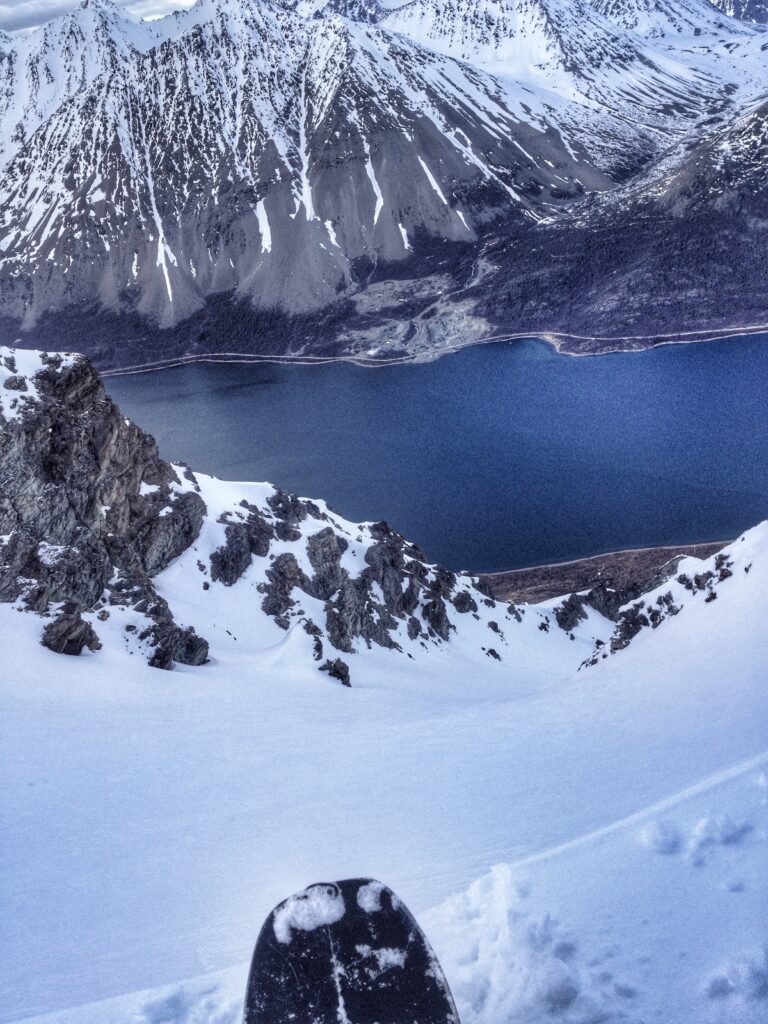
381,0,739,73
1,348,765,1022
596,92,768,211
1,345,607,681
0,0,158,168
0,0,618,331
457,79,768,346
586,0,765,106
590,0,751,37
712,0,768,22
379,0,760,117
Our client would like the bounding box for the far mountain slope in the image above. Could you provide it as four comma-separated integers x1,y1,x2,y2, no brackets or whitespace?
0,0,157,167
589,0,753,37
0,0,765,365
712,0,768,22
465,95,768,347
378,0,745,114
0,0,611,331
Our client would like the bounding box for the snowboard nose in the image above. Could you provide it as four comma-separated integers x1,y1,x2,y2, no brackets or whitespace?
243,878,460,1024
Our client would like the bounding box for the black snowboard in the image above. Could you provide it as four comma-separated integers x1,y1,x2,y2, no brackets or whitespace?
243,878,460,1024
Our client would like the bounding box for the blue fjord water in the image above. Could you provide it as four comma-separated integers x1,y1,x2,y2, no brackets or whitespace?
106,335,768,573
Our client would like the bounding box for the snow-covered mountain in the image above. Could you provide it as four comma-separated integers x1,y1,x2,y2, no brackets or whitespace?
590,0,749,37
380,0,741,73
0,0,765,363
0,0,620,333
0,0,158,168
434,80,768,348
712,0,768,22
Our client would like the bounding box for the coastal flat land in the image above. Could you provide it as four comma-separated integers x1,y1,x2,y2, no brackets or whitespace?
481,541,727,604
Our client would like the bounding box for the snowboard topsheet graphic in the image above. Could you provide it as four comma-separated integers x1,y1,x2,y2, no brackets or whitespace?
243,878,460,1024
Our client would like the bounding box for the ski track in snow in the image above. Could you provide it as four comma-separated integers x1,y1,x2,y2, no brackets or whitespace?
509,748,768,871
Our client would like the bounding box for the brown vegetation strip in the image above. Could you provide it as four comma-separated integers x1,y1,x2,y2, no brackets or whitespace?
480,541,727,605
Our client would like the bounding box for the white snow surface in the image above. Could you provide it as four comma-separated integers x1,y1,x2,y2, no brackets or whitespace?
0,347,76,420
1,501,766,1022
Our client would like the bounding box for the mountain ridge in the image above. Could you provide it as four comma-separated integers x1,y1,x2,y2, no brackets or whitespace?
0,0,765,365
712,0,768,22
1,342,752,682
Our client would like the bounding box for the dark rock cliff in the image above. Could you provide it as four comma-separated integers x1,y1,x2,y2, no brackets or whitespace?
0,347,498,679
0,348,209,667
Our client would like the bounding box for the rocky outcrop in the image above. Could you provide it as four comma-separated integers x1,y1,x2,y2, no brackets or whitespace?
146,623,210,671
204,491,480,674
580,551,736,667
251,517,463,657
320,658,352,687
549,554,686,636
0,345,570,686
0,348,208,669
42,610,102,656
554,594,589,633
210,504,275,586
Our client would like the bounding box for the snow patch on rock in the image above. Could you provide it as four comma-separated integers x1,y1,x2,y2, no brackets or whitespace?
356,879,385,912
273,884,346,943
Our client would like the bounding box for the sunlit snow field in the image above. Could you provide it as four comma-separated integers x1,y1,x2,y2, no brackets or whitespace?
3,515,767,1024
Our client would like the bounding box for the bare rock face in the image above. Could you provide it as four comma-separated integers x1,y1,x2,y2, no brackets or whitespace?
147,623,210,671
453,590,478,614
210,501,276,586
306,528,349,601
320,658,352,687
0,349,208,669
554,593,589,633
42,610,102,656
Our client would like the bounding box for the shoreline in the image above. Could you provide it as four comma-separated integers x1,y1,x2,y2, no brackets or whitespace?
98,328,754,596
99,323,768,377
479,538,732,580
479,538,731,605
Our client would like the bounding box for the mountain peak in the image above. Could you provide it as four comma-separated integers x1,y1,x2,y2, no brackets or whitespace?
589,0,755,36
75,0,120,10
64,0,128,26
0,0,158,168
43,0,151,41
